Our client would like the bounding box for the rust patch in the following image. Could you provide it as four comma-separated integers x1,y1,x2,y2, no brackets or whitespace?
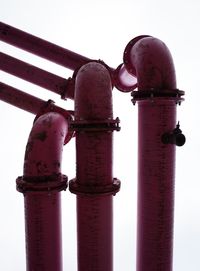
34,131,47,141
36,161,49,175
42,115,53,128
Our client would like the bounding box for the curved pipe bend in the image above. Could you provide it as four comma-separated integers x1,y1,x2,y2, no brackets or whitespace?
23,111,68,178
114,36,177,92
124,36,177,90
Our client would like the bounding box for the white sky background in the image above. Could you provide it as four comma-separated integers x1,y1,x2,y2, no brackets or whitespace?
0,0,200,270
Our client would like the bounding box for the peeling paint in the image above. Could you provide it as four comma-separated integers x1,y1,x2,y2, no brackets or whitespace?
36,161,49,175
34,131,47,141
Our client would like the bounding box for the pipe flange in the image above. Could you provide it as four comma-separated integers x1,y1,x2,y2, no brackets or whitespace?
131,89,185,104
69,178,121,196
69,117,121,132
16,173,68,193
123,35,151,75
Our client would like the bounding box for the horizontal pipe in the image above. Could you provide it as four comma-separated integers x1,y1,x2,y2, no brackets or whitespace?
0,52,74,99
0,81,45,114
0,82,73,117
0,22,141,93
0,21,91,70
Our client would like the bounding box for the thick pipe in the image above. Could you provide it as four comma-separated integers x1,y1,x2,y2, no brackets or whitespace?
69,62,119,271
0,21,91,70
16,112,68,271
0,52,74,99
125,37,182,271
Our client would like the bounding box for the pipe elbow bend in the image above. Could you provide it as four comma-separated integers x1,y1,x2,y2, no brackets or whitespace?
23,112,69,177
123,36,177,90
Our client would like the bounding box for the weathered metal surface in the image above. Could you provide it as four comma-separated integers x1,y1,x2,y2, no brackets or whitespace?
70,62,120,271
125,36,185,271
17,112,69,271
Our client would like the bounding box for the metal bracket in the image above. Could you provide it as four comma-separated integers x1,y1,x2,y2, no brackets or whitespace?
69,117,121,132
131,89,185,105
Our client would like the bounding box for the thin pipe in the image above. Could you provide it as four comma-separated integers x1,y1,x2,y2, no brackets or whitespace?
0,52,74,99
0,22,140,92
0,81,46,114
17,112,68,271
70,62,119,271
0,82,74,126
125,36,181,270
0,21,91,70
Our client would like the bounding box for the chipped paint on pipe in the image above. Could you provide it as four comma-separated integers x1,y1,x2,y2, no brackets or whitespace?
19,112,68,271
71,62,115,271
125,36,181,271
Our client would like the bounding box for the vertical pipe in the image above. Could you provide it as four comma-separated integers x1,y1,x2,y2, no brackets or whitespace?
123,36,184,270
69,62,120,271
137,99,176,270
16,112,68,271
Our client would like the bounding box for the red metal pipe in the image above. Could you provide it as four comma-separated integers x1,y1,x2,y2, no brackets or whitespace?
16,112,69,271
0,21,91,70
124,37,184,270
0,52,74,99
69,62,120,271
0,22,140,92
0,82,45,114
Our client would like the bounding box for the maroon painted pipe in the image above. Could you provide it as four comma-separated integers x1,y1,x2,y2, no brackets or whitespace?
124,37,183,270
0,82,74,132
0,82,45,114
0,21,91,70
16,112,69,271
69,62,120,271
0,52,74,99
0,22,139,92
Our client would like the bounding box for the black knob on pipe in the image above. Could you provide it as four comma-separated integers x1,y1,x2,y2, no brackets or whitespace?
162,122,186,147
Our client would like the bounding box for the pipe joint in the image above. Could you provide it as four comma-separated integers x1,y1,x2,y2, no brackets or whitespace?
131,88,185,105
70,117,120,132
16,173,68,193
69,178,120,196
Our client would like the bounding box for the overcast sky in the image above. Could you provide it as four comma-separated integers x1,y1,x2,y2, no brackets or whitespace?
0,0,200,270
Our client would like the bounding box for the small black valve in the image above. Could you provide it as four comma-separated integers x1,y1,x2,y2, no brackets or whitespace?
161,122,186,146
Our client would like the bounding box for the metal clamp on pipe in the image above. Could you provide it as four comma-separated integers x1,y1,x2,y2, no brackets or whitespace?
16,173,68,193
131,88,185,105
69,117,121,132
69,178,120,196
